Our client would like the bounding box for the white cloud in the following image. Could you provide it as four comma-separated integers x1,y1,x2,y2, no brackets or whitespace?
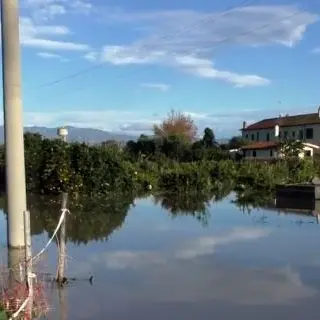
37,51,61,58
91,5,317,87
1,105,317,137
100,46,270,87
69,0,93,14
95,251,166,270
174,55,270,87
119,121,157,133
18,110,142,133
141,83,170,92
18,17,90,51
39,4,66,20
83,52,98,62
23,38,89,51
37,51,68,61
9,109,211,135
175,227,270,259
103,5,317,49
20,17,70,36
17,1,92,51
72,227,316,307
92,227,269,270
312,47,320,54
23,0,93,20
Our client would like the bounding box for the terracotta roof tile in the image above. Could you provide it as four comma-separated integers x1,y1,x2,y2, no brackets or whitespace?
241,141,278,150
243,112,320,131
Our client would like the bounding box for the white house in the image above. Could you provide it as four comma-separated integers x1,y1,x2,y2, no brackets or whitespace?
240,107,320,159
241,141,319,160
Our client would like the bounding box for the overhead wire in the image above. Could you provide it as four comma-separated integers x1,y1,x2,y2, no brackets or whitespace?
48,5,309,98
28,0,315,101
36,0,258,89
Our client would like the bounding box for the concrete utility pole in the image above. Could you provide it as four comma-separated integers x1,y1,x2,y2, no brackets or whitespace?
1,0,27,248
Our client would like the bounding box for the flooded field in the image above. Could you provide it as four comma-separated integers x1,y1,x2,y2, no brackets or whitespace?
1,193,320,320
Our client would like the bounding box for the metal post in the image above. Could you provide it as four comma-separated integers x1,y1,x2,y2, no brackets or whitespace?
1,0,27,248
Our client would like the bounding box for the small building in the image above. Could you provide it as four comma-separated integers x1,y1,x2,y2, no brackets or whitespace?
240,107,320,159
241,141,320,160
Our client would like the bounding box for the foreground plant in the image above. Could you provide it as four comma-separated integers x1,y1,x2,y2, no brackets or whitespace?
0,280,49,320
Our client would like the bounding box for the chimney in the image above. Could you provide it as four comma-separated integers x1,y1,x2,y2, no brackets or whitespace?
242,121,246,129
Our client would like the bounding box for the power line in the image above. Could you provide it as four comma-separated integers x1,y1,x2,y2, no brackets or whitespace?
190,8,306,51
50,6,308,98
32,0,315,102
37,0,258,89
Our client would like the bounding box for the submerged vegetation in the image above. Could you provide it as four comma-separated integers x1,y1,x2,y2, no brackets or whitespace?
0,110,319,195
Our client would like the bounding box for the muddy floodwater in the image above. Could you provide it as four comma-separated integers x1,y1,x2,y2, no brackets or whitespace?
1,192,320,320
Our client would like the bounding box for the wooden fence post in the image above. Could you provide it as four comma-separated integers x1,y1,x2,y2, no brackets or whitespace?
57,193,68,285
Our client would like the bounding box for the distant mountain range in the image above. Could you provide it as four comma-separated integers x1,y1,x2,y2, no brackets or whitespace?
0,126,136,144
0,125,231,144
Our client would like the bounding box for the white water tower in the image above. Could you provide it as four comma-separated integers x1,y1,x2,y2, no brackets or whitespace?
57,127,68,142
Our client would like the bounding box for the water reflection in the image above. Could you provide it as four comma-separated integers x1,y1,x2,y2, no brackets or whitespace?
154,184,233,226
1,188,319,247
232,191,275,214
57,287,67,320
0,194,134,245
153,192,212,226
1,190,320,319
275,196,320,221
233,190,320,223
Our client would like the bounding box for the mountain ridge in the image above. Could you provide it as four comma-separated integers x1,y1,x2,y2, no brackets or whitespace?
0,125,136,144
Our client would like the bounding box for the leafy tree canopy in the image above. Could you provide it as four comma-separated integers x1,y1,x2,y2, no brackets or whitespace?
153,109,197,143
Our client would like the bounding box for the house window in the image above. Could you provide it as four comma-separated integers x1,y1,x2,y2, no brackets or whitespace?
252,150,256,158
270,149,273,157
257,132,260,141
306,128,313,139
266,133,270,141
279,132,282,139
299,130,303,139
292,131,296,138
251,134,254,141
305,150,311,157
284,131,288,139
245,134,248,139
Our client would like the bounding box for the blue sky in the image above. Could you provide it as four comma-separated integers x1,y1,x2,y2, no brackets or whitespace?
1,0,320,137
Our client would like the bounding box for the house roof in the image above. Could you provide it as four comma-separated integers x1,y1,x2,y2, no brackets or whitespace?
241,141,320,151
242,112,320,131
241,141,278,150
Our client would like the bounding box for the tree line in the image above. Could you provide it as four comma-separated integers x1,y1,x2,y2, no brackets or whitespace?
0,110,318,195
